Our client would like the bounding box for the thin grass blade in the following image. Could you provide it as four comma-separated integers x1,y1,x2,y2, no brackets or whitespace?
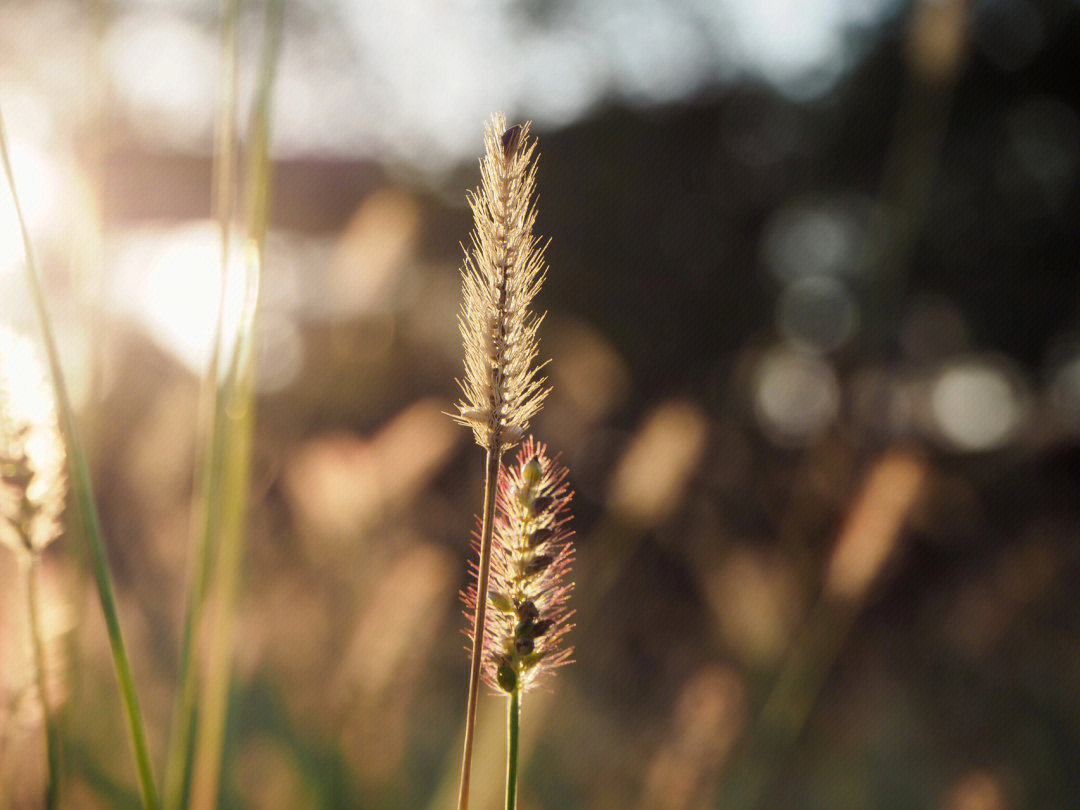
0,107,161,810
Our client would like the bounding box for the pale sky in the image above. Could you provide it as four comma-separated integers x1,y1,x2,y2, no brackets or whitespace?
85,0,901,171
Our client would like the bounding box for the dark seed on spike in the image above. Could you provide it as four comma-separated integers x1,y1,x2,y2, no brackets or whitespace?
532,495,555,514
515,617,554,641
501,124,523,158
527,526,555,547
516,600,539,623
515,637,534,656
523,554,554,577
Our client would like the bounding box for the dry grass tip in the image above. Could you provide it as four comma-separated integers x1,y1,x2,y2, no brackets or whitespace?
0,327,65,557
453,113,549,451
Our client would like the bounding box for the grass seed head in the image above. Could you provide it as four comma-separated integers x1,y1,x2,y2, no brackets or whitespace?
0,327,65,557
453,113,550,452
463,437,575,694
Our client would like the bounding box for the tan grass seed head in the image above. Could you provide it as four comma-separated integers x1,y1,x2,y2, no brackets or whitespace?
0,327,65,557
453,113,550,451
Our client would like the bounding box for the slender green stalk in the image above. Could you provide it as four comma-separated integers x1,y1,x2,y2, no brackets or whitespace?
505,689,520,810
0,107,160,810
458,446,502,810
22,553,61,810
162,2,239,807
187,338,257,810
187,3,283,808
161,394,229,810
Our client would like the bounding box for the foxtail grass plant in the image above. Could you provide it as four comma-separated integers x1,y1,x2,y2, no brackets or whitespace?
453,113,551,810
0,326,67,810
1,1,282,805
1,106,161,810
462,439,575,810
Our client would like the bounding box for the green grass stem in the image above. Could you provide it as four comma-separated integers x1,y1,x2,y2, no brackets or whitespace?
505,689,520,810
0,106,161,810
186,3,284,807
457,446,503,810
162,3,240,807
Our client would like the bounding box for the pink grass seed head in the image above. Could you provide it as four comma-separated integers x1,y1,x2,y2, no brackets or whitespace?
463,437,575,694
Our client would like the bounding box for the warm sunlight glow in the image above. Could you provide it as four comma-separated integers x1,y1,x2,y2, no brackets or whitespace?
0,325,65,555
709,549,801,666
105,11,216,147
942,770,1009,810
825,450,926,601
608,399,709,527
0,326,54,429
111,221,246,376
281,399,461,551
0,140,57,276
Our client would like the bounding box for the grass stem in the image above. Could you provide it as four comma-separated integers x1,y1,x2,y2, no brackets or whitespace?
0,104,161,810
162,2,239,807
187,2,283,806
187,344,257,810
458,446,502,810
505,689,520,810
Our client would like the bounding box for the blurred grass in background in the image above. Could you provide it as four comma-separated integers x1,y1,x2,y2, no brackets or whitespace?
2,0,1080,809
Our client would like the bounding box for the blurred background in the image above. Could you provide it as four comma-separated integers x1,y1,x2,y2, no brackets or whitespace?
2,0,1080,808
